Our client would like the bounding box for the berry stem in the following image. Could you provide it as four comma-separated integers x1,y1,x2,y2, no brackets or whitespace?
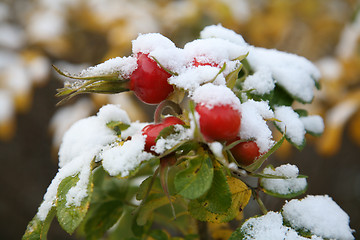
154,100,182,123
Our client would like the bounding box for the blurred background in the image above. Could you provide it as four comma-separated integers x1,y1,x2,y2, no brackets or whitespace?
0,0,359,239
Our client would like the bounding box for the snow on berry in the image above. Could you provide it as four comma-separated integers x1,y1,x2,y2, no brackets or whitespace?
101,133,154,177
247,46,321,103
153,124,192,155
132,33,186,73
260,164,307,196
184,38,248,66
282,195,354,240
192,83,241,111
78,56,138,79
239,100,274,153
200,24,248,46
168,65,226,93
274,106,305,147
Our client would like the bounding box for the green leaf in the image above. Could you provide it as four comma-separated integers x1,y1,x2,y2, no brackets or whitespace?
294,109,308,117
195,168,232,214
188,177,251,223
106,121,130,135
22,208,56,240
149,229,169,240
56,174,93,234
84,200,124,240
226,63,242,89
228,227,245,240
137,194,170,226
156,125,177,142
174,153,214,199
269,86,294,107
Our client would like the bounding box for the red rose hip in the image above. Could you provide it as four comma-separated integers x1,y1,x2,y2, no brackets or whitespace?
228,138,260,166
196,104,241,142
130,53,174,104
142,116,184,153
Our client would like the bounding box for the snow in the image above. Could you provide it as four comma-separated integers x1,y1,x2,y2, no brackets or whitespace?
50,99,94,148
169,66,226,93
261,164,307,195
300,115,324,135
208,141,224,159
97,104,131,125
247,47,320,103
316,57,342,81
239,100,274,153
326,100,359,126
79,56,137,79
101,133,154,177
274,106,305,146
184,38,248,64
200,24,247,46
192,83,241,111
28,11,66,42
152,124,192,154
37,105,134,221
0,23,25,49
282,195,354,240
240,211,316,240
242,69,275,95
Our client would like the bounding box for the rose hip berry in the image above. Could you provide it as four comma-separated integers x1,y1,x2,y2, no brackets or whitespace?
195,104,241,142
192,58,219,67
142,116,184,153
228,138,261,166
130,53,174,104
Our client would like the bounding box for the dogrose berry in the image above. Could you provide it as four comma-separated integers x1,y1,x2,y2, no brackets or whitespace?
228,138,261,166
195,104,241,142
130,53,174,104
142,116,185,153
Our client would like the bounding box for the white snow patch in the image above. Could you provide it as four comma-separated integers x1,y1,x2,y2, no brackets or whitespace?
132,33,176,54
153,125,191,155
208,141,224,159
247,47,320,103
97,104,131,125
261,164,307,195
101,133,154,177
240,211,314,240
37,105,132,221
200,24,247,46
274,106,305,146
169,66,225,93
282,195,354,240
79,56,137,79
192,83,241,111
184,38,248,64
239,100,274,153
300,115,324,135
243,69,275,95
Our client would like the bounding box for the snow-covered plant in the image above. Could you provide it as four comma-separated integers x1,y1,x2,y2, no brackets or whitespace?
23,25,354,240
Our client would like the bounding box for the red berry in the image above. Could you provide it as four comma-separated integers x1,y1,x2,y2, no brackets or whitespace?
130,53,174,104
193,58,219,67
142,116,184,153
228,138,260,166
195,104,241,142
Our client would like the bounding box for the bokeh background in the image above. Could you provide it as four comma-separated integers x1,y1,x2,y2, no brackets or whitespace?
0,0,359,239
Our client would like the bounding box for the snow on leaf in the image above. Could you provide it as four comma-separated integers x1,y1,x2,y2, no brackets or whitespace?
282,195,355,240
247,47,320,103
260,164,307,198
